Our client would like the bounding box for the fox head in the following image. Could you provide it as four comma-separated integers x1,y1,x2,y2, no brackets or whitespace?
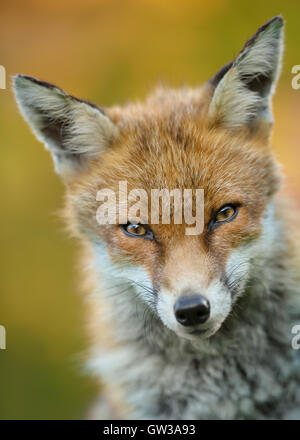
14,17,284,341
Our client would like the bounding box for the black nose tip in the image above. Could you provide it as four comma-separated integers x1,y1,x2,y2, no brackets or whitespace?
174,295,210,326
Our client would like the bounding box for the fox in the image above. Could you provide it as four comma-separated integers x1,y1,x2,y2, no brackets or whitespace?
13,16,300,419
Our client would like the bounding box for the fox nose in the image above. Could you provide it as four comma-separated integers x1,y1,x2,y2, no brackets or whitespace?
174,295,210,326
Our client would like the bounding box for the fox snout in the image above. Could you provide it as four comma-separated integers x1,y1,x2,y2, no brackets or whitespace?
157,278,233,340
174,294,210,327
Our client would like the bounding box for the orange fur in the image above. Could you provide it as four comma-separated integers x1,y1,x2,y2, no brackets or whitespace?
59,83,282,416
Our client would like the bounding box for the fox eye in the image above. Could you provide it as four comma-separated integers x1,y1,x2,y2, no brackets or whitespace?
214,204,239,224
209,204,239,230
120,223,154,240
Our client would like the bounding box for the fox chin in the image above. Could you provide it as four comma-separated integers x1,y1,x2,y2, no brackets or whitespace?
13,16,300,420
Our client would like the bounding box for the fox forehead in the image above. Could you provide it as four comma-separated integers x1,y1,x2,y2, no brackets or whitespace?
69,86,279,208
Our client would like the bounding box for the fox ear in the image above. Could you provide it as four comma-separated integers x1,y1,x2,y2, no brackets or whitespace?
13,75,118,180
208,16,284,134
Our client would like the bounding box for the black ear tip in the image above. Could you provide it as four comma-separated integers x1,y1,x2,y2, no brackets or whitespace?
261,15,284,32
269,15,283,22
12,74,25,86
12,74,66,95
249,16,284,43
272,15,284,24
13,74,39,85
12,74,31,94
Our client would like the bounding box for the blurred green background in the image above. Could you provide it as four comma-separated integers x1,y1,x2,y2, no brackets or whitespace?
0,0,300,419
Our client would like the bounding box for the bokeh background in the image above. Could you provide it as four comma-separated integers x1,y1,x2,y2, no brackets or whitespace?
0,0,300,419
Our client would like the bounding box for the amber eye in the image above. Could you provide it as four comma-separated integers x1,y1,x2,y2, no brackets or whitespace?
207,204,239,232
214,205,238,224
120,223,154,240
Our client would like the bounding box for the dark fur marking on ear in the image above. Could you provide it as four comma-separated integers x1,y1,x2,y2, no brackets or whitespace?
15,74,67,94
15,74,106,115
210,16,283,92
240,72,272,97
69,95,105,114
236,16,283,97
40,115,69,150
23,99,70,151
210,61,233,87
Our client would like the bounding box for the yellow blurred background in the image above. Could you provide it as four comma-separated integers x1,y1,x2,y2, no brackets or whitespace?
0,0,299,419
